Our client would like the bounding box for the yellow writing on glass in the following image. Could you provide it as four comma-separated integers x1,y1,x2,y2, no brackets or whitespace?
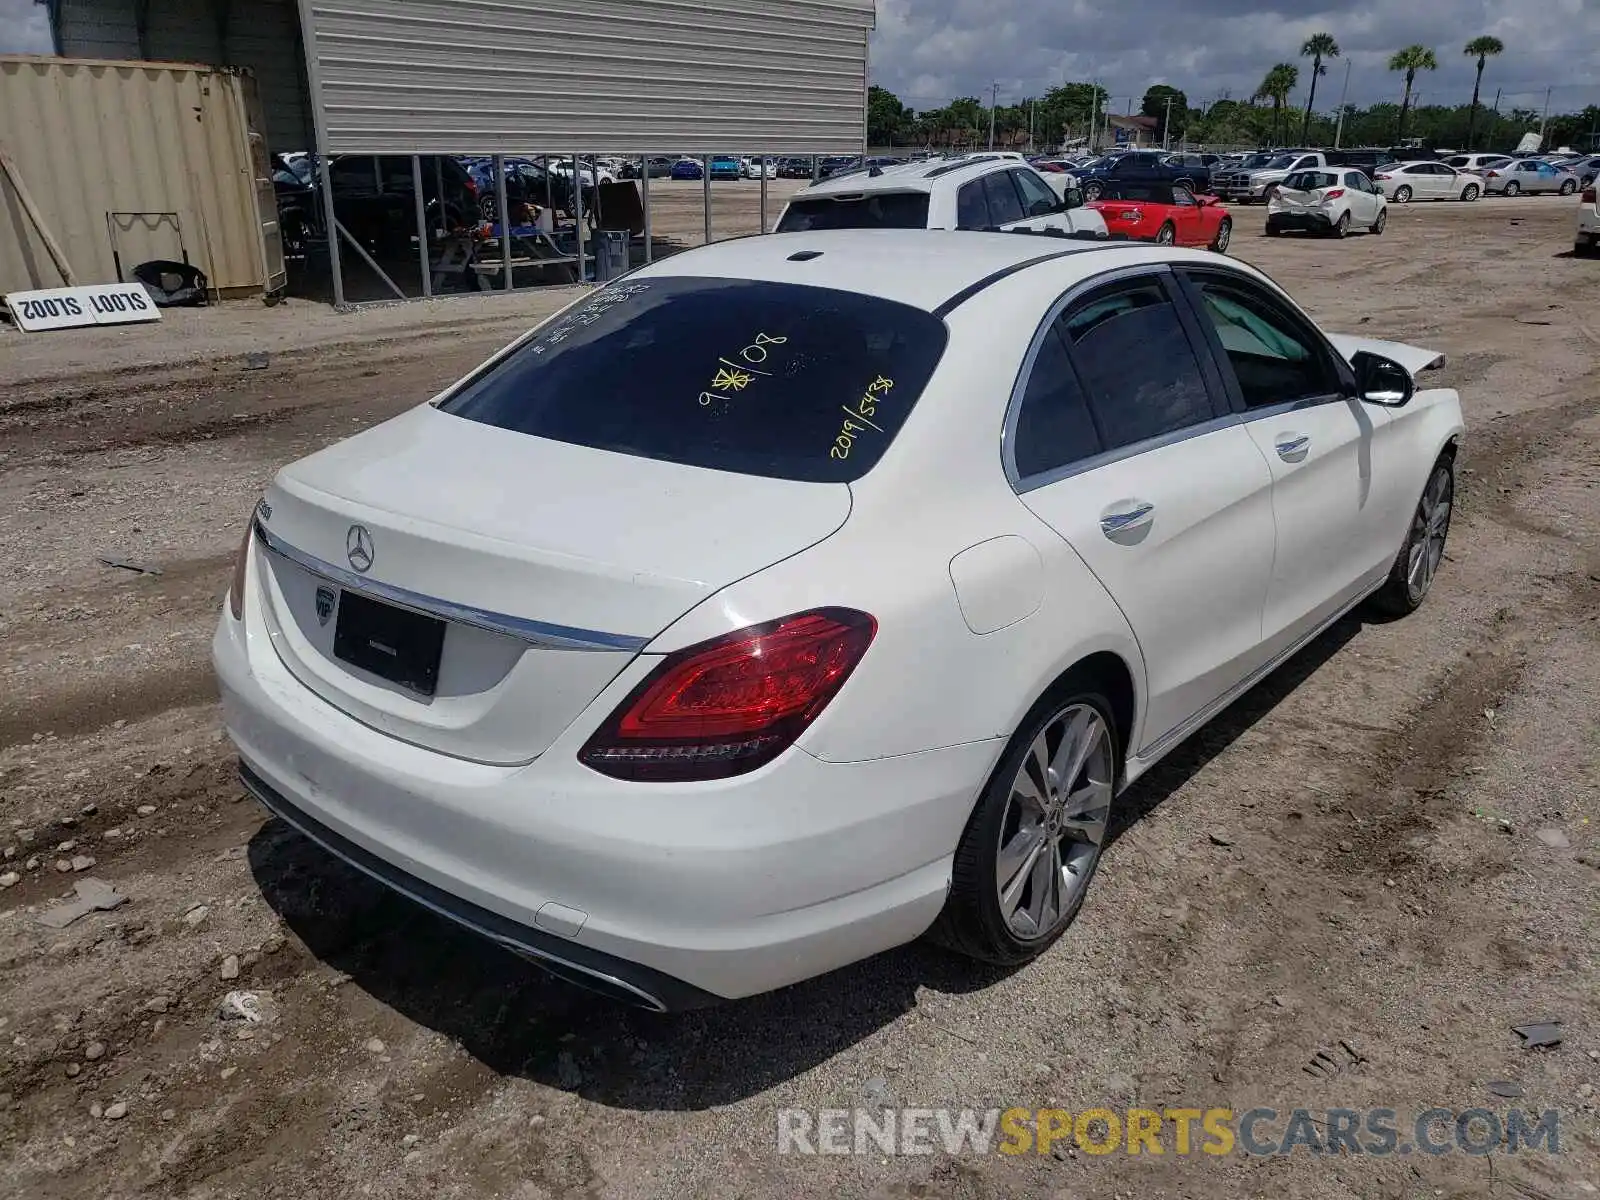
830,376,896,460
698,332,788,406
711,366,756,392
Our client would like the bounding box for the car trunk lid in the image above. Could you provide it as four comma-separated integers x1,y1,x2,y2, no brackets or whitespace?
252,405,852,765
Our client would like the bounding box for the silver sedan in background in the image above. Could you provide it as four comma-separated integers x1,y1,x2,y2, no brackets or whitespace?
1483,159,1582,196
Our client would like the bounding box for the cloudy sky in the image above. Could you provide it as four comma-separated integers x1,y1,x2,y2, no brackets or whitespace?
0,0,49,54
872,0,1600,114
2,0,1596,114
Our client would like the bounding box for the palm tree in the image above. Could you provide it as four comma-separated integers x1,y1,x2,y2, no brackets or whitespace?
1300,33,1340,143
1388,45,1439,141
1463,35,1504,150
1257,63,1299,144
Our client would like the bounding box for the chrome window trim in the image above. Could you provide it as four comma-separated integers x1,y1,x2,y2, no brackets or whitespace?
1002,263,1235,493
253,519,649,653
1014,413,1244,494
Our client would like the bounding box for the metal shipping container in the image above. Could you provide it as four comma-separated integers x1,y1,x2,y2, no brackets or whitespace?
0,54,285,298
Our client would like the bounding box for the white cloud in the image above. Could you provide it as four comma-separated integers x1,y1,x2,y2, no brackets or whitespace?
0,0,52,54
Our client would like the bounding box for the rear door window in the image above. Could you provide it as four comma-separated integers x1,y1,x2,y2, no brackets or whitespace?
1012,321,1103,479
440,278,948,483
956,180,991,229
775,193,931,231
1059,279,1217,452
981,172,1026,225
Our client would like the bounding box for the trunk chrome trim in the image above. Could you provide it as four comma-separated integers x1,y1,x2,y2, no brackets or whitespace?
253,519,650,653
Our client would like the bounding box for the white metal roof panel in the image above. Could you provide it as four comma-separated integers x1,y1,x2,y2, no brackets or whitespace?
302,0,876,155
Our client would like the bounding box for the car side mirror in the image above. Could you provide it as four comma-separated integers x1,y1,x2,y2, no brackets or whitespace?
1061,188,1084,210
1352,351,1414,407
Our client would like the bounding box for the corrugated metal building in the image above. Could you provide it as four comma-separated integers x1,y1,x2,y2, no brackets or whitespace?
25,0,875,304
42,0,873,158
303,0,876,155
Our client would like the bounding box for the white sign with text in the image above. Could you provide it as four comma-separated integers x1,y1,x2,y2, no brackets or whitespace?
4,283,162,332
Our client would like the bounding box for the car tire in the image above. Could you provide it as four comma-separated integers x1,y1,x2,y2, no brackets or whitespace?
1155,222,1176,246
1369,454,1455,618
1333,212,1351,238
1503,181,1520,196
1394,185,1413,203
1461,183,1480,201
1575,239,1599,258
1209,217,1232,253
1372,208,1388,235
1265,222,1282,237
928,683,1120,966
1560,179,1578,195
1082,181,1103,201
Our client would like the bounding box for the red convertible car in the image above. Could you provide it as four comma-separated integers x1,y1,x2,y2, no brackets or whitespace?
1086,181,1233,252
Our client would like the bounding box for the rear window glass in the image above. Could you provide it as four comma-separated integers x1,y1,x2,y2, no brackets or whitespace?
776,193,930,232
439,278,948,483
1093,182,1175,204
1284,171,1338,191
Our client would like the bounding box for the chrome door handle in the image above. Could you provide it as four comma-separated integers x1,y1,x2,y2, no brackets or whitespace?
1100,502,1154,537
1275,435,1310,462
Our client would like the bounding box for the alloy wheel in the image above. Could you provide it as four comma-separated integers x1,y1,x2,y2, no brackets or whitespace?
994,704,1113,940
1213,220,1231,252
1395,186,1412,203
1373,209,1387,234
1406,464,1453,602
1156,223,1176,245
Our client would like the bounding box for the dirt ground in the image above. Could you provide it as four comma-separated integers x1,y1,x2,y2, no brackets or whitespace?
1,189,1597,1200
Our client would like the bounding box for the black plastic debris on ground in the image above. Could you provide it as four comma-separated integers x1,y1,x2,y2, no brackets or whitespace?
1513,1020,1563,1049
98,556,162,576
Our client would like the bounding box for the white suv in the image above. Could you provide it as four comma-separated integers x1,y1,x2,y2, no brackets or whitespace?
775,154,1108,239
1576,182,1599,257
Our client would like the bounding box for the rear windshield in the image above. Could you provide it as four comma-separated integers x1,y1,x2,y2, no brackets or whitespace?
1284,171,1338,190
1093,182,1176,203
439,278,948,483
776,193,931,232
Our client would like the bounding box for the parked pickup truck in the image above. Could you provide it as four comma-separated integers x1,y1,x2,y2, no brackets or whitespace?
1212,150,1334,203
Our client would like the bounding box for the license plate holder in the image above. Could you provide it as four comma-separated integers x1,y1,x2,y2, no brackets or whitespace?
333,590,446,697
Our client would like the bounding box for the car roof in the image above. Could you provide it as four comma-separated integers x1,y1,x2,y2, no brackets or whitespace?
628,229,1144,313
797,154,1021,197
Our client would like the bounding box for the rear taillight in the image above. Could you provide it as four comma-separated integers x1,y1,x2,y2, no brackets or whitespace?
1583,187,1596,203
1486,170,1500,178
1374,174,1390,181
1322,188,1346,201
579,608,876,781
227,523,253,620
1120,208,1143,222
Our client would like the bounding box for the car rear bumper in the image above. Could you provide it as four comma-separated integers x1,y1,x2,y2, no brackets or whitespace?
1266,211,1335,232
214,595,995,1005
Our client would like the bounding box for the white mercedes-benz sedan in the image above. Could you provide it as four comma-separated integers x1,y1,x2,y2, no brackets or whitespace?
215,230,1463,1009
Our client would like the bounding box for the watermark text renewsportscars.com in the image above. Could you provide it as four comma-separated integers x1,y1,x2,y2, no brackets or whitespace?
776,1106,1561,1157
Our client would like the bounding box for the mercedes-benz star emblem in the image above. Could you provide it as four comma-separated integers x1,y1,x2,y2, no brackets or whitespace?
346,524,375,573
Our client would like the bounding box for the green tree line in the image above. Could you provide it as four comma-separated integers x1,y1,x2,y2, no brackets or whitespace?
868,33,1598,152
